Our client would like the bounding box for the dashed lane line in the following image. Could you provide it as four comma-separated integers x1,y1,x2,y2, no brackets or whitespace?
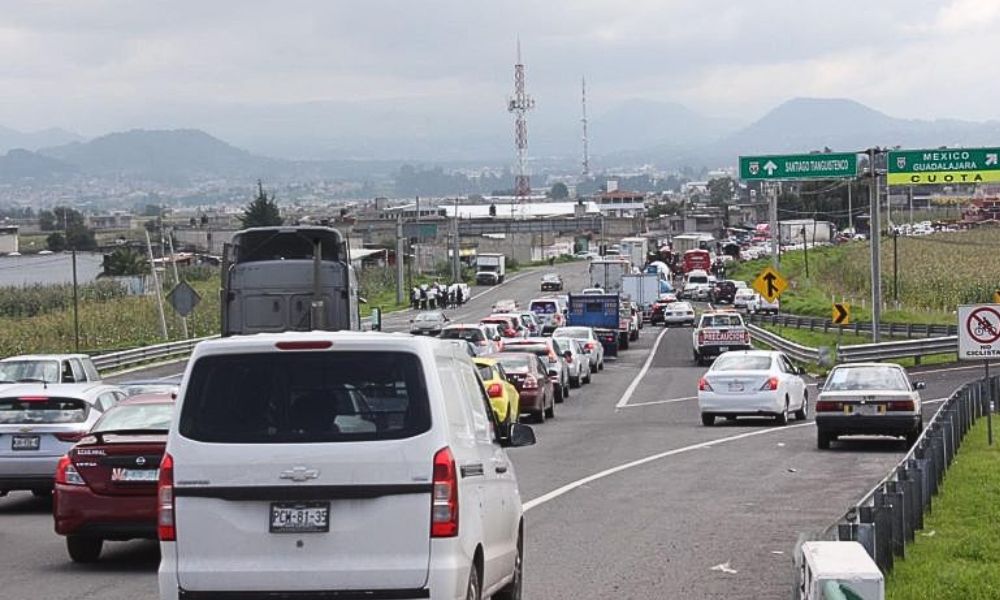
613,326,672,409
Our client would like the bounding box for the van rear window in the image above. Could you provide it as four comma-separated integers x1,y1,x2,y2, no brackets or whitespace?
179,352,430,443
530,302,558,314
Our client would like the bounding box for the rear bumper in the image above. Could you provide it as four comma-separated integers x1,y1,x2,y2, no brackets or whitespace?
177,590,430,599
54,482,157,538
816,414,921,436
516,389,544,412
698,391,783,415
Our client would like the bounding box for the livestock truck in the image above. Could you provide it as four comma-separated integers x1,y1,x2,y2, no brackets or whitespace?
220,226,361,336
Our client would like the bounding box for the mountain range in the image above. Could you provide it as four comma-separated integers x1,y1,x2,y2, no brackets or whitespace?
2,97,1000,183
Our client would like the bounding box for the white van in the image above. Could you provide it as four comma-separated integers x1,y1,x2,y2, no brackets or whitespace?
158,332,535,600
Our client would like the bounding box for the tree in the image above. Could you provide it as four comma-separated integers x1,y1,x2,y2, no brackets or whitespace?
707,177,736,206
548,182,569,199
66,226,97,250
46,232,66,252
239,180,283,228
102,247,149,276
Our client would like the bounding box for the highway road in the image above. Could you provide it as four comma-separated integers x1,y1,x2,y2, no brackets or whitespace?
0,260,985,599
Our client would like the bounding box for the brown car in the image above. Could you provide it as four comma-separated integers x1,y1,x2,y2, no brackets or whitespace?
489,352,556,423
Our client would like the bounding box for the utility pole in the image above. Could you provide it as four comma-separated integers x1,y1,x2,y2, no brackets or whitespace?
451,198,461,283
868,148,883,343
395,214,405,305
847,183,853,232
801,225,809,278
166,232,189,338
908,185,914,224
580,76,591,178
893,229,899,303
768,182,779,268
145,230,169,341
71,248,79,352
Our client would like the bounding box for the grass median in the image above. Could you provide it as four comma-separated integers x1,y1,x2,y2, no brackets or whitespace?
886,419,1000,600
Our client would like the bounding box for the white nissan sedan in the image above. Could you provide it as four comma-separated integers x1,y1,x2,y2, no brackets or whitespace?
697,350,808,426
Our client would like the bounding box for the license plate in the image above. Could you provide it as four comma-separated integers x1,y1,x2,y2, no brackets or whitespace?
111,468,160,482
719,347,729,352
269,501,330,533
727,383,744,392
11,435,40,451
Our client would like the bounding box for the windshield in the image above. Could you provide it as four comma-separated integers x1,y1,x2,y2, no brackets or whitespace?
415,312,443,322
0,360,60,384
93,402,174,432
530,301,558,314
440,328,485,342
824,366,911,392
120,383,179,397
179,351,431,443
687,276,708,285
701,315,743,327
494,355,532,372
0,397,88,424
712,355,773,371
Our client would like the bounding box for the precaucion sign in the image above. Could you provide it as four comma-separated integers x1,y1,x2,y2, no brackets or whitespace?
752,266,788,303
888,148,1000,185
958,305,1000,360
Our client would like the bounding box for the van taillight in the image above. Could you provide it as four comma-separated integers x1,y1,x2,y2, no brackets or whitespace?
431,447,459,538
158,453,175,541
275,340,333,350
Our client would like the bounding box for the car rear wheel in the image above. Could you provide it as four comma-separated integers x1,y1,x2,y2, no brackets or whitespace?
775,399,789,426
544,401,555,419
466,562,482,600
701,413,715,426
794,392,808,421
533,409,545,424
570,375,581,389
494,531,523,600
66,536,103,563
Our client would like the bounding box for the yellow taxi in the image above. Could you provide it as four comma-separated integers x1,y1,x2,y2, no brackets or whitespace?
474,357,521,426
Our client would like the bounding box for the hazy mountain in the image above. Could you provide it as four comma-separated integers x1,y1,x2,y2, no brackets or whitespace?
0,125,84,153
40,129,275,181
0,148,77,181
590,99,736,153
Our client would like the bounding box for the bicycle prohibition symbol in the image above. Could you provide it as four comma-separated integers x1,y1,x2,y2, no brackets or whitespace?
966,306,1000,345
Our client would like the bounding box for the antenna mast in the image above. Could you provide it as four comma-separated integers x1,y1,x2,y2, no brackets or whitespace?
507,38,535,211
581,76,590,178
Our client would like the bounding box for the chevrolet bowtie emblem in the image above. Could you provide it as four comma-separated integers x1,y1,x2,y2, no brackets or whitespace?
280,466,320,482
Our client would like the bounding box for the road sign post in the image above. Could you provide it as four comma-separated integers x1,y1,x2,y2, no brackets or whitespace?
887,147,1000,186
740,153,859,181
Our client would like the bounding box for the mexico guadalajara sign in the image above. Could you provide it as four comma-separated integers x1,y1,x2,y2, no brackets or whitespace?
888,148,1000,185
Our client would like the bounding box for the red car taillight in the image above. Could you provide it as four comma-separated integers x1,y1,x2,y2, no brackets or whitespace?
584,341,596,351
431,447,458,537
697,331,705,345
54,455,85,486
887,400,915,412
744,332,751,345
698,377,713,391
759,377,779,391
54,432,86,443
522,376,538,389
487,382,504,398
815,400,843,412
158,453,175,541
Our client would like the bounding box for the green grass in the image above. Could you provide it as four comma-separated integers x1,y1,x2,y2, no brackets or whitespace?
886,420,1000,600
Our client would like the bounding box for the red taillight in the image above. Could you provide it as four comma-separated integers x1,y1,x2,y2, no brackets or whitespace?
54,455,85,486
487,382,504,398
431,447,458,537
275,340,333,350
815,400,843,412
158,453,175,541
744,332,751,345
887,400,915,412
18,396,48,402
54,432,85,443
584,341,596,351
698,377,713,391
759,377,779,391
522,376,538,389
698,331,705,345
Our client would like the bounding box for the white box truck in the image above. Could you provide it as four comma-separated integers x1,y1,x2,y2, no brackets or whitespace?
671,232,715,255
799,541,883,600
589,258,630,294
618,237,649,271
621,272,660,317
475,253,506,285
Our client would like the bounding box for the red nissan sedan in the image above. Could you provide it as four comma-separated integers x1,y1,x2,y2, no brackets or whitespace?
53,393,174,562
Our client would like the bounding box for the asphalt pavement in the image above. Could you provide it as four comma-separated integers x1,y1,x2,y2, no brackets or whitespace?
0,260,986,599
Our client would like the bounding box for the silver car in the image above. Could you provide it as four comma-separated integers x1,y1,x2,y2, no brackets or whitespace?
553,336,588,388
439,324,501,356
0,383,126,496
408,310,450,336
552,326,604,373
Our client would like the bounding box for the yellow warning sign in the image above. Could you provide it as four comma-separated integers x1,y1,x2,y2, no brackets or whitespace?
752,266,788,303
833,303,850,325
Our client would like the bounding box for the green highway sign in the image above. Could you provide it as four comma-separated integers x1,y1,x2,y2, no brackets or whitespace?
739,152,859,181
888,147,1000,185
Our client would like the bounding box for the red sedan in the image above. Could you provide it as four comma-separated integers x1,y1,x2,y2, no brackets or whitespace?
489,352,556,423
53,393,174,562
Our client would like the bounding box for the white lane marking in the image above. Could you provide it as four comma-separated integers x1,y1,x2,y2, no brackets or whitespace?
614,326,672,409
523,422,814,512
923,397,948,405
619,396,697,408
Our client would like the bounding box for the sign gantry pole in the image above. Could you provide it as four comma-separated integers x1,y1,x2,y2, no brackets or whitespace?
868,148,882,343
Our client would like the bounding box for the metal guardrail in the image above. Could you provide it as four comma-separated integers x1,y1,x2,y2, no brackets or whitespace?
92,336,218,373
747,324,958,365
749,313,958,338
831,378,993,573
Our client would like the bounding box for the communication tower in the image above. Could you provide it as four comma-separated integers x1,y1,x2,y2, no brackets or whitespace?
507,39,535,206
581,77,591,178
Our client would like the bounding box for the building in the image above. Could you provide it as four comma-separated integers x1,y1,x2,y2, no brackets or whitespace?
0,226,18,254
595,190,646,217
87,213,133,230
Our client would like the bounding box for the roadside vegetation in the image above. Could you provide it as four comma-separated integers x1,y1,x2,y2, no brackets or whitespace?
886,420,1000,600
729,227,1000,325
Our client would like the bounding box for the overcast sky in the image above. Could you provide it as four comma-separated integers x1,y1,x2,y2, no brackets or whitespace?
2,0,999,137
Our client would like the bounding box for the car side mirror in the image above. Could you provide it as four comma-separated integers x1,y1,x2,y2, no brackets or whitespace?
502,423,536,448
914,381,926,390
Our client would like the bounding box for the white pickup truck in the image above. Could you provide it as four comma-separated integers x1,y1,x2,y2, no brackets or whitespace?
692,311,752,365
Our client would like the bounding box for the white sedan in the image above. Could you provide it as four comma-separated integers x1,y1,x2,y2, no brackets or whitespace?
662,301,696,326
698,350,808,426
